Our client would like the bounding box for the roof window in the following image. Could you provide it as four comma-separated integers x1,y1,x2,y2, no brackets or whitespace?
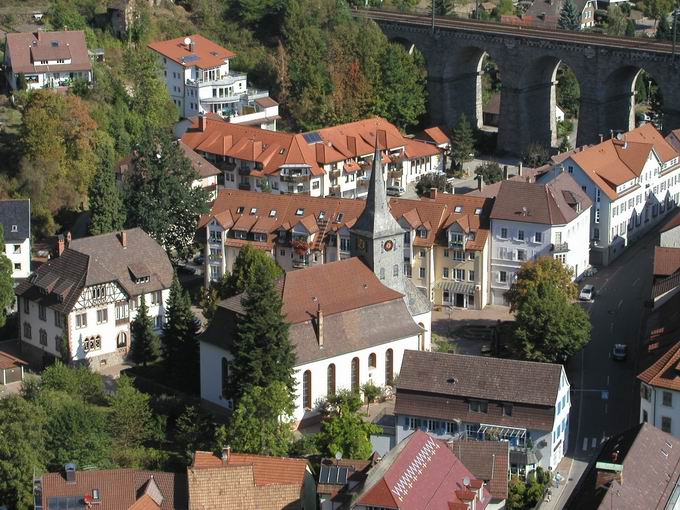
236,207,244,214
250,208,257,215
279,148,286,155
454,206,463,213
296,208,304,216
11,225,17,232
269,209,277,217
319,211,326,220
474,208,482,215
335,212,344,223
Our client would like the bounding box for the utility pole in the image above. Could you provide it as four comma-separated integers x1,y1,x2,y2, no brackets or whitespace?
673,2,678,61
432,0,436,34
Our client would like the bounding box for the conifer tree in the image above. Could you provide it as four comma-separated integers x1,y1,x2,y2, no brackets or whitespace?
229,262,296,403
88,152,125,236
162,276,201,389
657,12,671,39
558,0,581,30
129,296,158,367
0,226,13,329
450,114,475,169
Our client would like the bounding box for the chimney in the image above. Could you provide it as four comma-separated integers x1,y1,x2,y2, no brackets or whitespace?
430,188,438,200
599,133,604,143
65,463,76,484
518,161,523,176
57,235,65,257
65,231,72,247
317,303,324,348
503,165,509,180
221,446,231,463
198,113,206,132
119,231,127,248
477,174,485,192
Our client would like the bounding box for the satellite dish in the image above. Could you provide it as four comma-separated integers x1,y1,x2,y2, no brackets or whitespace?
184,37,192,46
616,133,623,141
335,451,342,461
463,476,470,486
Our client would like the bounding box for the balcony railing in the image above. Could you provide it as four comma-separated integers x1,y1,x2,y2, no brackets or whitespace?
551,242,569,253
292,259,309,269
238,167,251,176
281,174,308,183
186,72,248,88
238,182,251,191
217,161,236,172
329,184,341,194
388,168,403,178
449,239,465,249
329,168,341,178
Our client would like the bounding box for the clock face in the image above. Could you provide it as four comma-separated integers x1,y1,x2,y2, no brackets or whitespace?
384,240,394,252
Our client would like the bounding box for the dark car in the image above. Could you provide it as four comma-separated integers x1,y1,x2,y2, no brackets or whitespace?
612,344,627,361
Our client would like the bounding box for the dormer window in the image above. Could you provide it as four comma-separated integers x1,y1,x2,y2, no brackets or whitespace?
234,230,247,240
11,225,17,232
474,208,482,215
335,212,344,223
296,208,304,216
319,211,326,220
253,233,267,242
454,205,463,213
417,228,427,239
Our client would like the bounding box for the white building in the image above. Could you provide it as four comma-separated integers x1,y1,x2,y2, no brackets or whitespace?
148,34,278,130
0,199,31,283
542,123,680,266
488,173,592,305
4,30,92,91
639,340,680,438
394,350,571,473
15,229,173,370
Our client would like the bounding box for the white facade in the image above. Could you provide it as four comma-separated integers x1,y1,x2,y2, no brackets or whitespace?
156,49,277,130
200,329,423,423
550,151,680,265
489,212,590,305
8,68,92,91
640,383,680,438
5,238,30,281
18,286,168,369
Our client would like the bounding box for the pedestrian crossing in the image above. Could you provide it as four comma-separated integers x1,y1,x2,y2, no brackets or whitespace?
582,436,608,451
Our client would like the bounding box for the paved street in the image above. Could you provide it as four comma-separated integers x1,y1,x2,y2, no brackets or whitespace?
551,227,659,507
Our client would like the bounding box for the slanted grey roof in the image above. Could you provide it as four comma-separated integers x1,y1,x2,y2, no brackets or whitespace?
397,350,564,407
0,199,30,243
16,228,172,313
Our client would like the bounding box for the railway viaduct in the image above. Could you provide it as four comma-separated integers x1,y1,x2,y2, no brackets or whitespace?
358,10,680,155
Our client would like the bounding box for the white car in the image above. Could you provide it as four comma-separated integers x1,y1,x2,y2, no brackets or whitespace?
579,285,595,301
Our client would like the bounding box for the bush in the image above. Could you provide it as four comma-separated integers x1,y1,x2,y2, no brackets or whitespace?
415,174,448,196
475,162,503,184
522,143,550,168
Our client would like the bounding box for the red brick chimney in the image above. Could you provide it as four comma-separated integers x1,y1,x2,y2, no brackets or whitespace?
57,235,65,256
430,188,438,200
198,114,206,132
119,231,127,248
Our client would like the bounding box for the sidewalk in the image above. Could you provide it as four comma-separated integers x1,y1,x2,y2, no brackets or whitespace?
540,456,573,509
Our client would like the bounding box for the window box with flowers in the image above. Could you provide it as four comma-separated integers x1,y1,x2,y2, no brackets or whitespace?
292,239,309,256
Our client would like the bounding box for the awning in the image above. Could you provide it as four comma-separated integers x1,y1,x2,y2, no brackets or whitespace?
436,281,475,295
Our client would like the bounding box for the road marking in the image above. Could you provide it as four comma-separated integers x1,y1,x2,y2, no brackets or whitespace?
618,299,623,309
606,375,610,386
633,277,640,287
592,437,597,448
583,438,588,451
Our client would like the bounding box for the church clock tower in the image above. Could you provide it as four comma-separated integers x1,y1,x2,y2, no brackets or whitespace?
350,141,407,292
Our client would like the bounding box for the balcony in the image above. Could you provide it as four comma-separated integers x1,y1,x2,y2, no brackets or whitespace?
218,161,236,172
238,182,251,191
449,238,465,249
186,72,248,88
329,184,341,195
551,242,569,253
281,174,308,183
238,167,251,176
358,177,369,188
292,258,309,269
329,168,341,178
388,168,403,178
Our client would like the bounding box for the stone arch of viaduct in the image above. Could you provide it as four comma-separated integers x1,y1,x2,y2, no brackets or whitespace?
378,22,680,155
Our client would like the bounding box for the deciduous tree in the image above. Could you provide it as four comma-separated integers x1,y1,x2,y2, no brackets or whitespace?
0,226,14,329
39,361,106,405
223,244,283,298
108,375,155,449
505,257,577,312
475,162,503,184
316,390,382,460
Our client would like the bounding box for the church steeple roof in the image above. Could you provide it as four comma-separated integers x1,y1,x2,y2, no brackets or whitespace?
351,135,405,239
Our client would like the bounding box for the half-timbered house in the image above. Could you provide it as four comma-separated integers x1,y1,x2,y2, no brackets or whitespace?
15,228,173,369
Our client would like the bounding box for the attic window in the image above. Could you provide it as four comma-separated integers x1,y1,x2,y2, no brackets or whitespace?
474,208,482,215
250,208,257,215
269,209,277,217
335,212,344,223
296,208,304,216
454,206,463,213
279,148,286,155
11,225,17,232
51,41,59,47
418,228,427,239
319,211,326,220
236,207,244,214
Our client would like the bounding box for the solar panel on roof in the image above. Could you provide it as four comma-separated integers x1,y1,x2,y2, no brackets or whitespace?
47,496,85,510
182,55,200,63
319,464,349,485
303,132,322,144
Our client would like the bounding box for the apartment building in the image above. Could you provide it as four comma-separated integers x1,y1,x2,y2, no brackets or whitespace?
148,34,278,129
542,123,680,266
0,199,31,283
181,115,442,198
395,350,571,473
4,30,92,91
488,173,591,305
15,229,172,370
638,339,680,438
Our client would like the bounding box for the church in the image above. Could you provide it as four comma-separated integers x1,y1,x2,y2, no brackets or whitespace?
199,142,432,423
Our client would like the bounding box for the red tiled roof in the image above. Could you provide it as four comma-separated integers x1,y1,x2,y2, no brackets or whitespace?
6,31,92,74
147,34,235,69
447,441,509,501
0,350,27,370
654,247,680,277
638,340,680,392
423,126,450,146
661,208,680,233
192,451,308,486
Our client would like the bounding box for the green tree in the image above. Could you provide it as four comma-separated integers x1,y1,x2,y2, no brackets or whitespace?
507,475,528,509
605,5,629,36
558,0,581,30
513,282,591,362
88,146,125,236
226,382,294,456
223,244,283,298
657,12,671,38
107,375,155,449
174,405,218,461
316,390,381,460
556,66,581,118
0,226,14,328
129,296,159,367
230,262,295,402
16,73,27,91
124,131,210,261
415,173,448,196
162,277,201,389
361,381,384,413
626,18,636,36
0,396,47,510
475,162,503,184
495,0,515,15
644,0,676,23
505,257,577,312
432,0,455,15
39,361,106,405
522,142,550,167
40,390,112,469
450,114,475,168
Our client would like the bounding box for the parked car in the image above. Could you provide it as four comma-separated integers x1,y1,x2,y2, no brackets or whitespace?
480,344,493,357
579,284,595,301
193,255,205,265
612,344,627,361
386,186,405,196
